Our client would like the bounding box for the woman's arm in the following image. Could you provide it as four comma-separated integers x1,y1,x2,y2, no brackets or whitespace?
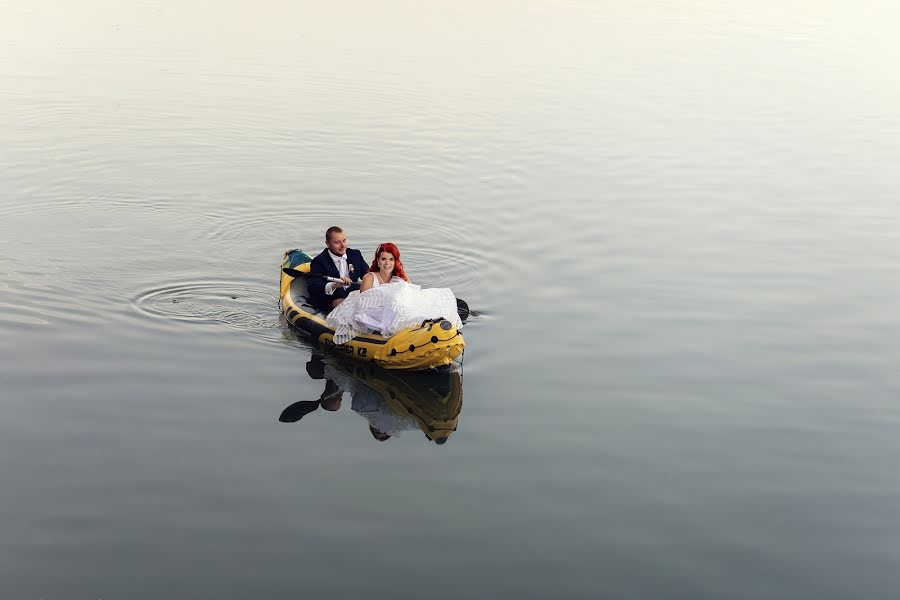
360,272,375,293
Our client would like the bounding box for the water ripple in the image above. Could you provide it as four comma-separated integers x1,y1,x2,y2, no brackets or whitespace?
132,279,284,344
0,267,111,330
193,205,485,289
0,194,178,219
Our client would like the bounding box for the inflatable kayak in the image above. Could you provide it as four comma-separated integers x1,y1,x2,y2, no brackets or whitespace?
279,249,465,371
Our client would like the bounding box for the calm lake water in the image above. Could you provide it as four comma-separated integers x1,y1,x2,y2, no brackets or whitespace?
3,1,900,598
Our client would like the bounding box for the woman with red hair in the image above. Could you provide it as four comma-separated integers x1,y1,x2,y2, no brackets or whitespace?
325,242,462,344
360,242,408,292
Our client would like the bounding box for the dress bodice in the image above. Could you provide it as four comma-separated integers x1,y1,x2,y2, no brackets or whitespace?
369,273,399,288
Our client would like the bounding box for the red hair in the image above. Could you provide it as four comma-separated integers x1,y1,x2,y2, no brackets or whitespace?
369,242,408,281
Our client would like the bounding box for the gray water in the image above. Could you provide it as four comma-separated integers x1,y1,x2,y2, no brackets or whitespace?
3,1,900,598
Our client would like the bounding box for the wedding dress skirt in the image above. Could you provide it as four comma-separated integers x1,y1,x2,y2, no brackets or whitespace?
325,279,462,344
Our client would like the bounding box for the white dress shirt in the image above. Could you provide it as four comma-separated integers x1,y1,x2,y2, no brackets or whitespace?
325,250,350,295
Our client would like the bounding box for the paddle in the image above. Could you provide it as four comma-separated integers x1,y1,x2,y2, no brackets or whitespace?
283,267,471,321
456,298,470,321
280,383,344,422
278,400,320,423
282,267,356,286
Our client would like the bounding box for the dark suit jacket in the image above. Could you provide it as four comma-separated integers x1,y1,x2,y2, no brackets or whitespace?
308,248,369,310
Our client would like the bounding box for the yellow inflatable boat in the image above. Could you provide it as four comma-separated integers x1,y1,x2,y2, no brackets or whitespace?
279,249,465,371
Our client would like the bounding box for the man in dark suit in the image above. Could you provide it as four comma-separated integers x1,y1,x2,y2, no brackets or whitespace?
308,226,370,312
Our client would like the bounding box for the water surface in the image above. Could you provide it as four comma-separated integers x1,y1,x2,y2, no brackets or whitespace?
3,2,900,598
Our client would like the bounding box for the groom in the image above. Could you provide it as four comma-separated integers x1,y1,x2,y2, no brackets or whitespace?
308,226,369,311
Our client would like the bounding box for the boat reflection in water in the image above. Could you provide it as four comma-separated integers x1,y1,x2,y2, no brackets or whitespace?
279,352,463,444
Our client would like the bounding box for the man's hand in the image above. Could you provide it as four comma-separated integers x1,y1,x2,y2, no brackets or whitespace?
327,276,353,293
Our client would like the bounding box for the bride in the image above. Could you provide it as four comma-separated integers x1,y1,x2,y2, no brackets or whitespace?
325,242,462,344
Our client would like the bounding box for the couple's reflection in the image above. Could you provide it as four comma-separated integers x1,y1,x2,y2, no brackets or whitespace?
279,352,463,444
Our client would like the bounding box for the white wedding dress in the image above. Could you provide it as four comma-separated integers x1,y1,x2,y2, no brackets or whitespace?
326,276,462,344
